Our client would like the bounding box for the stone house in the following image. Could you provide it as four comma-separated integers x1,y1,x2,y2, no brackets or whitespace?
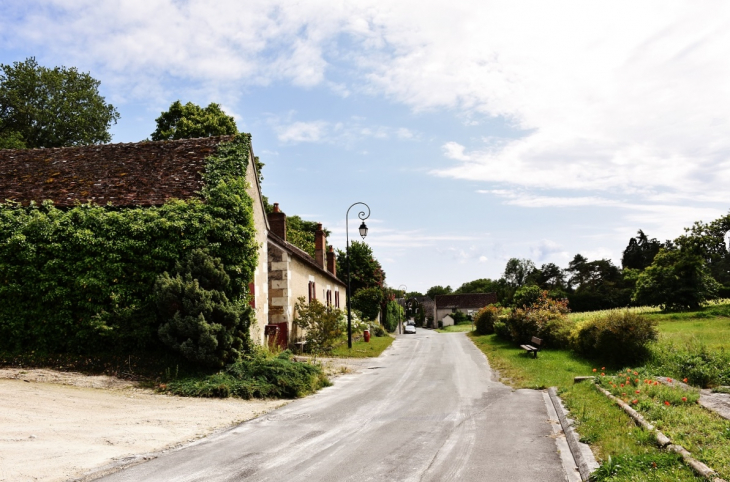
266,203,346,346
0,135,272,344
433,293,498,326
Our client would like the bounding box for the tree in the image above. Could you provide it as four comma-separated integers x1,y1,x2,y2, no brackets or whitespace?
335,241,385,294
633,248,720,311
154,249,252,368
151,100,237,141
351,286,383,321
0,57,119,148
426,285,452,299
502,258,536,287
622,229,663,270
454,278,499,294
565,254,630,311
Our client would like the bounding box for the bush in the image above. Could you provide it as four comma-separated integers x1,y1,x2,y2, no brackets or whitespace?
293,297,344,353
513,285,542,308
383,300,402,332
570,310,657,365
372,324,386,337
474,305,500,335
162,350,329,399
493,320,511,339
505,291,572,348
155,249,252,368
647,340,730,388
452,310,471,324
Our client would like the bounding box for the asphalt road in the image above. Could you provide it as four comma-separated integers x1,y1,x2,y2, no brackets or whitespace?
98,330,570,481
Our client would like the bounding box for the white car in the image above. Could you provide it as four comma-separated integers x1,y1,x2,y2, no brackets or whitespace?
404,324,416,334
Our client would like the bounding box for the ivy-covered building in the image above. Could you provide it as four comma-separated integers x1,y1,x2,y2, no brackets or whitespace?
0,135,271,357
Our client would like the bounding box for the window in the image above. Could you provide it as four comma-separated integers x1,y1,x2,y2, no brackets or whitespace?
335,291,340,308
326,289,332,306
308,281,317,303
248,282,256,308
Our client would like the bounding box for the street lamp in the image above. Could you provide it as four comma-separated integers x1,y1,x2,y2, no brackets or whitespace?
398,284,407,334
346,202,370,349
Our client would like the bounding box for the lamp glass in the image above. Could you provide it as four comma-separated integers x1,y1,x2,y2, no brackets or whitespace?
359,222,368,239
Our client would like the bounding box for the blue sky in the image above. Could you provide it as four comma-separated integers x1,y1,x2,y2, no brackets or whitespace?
2,1,730,293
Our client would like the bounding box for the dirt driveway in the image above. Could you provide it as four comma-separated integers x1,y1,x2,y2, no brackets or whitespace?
0,368,288,482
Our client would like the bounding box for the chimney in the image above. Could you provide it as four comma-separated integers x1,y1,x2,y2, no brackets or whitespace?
315,223,326,268
268,203,286,240
327,246,337,276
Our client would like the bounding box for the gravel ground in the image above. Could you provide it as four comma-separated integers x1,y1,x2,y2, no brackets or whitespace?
0,369,288,482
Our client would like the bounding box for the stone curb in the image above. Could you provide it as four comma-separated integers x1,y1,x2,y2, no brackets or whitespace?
547,387,593,482
593,384,725,481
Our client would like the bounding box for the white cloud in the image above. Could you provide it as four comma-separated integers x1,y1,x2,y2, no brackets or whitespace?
529,240,568,263
276,121,329,143
5,1,730,205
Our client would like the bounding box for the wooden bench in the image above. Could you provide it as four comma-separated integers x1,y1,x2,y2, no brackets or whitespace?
520,336,542,358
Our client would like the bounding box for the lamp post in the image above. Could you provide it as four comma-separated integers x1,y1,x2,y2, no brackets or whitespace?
398,284,407,334
346,202,370,349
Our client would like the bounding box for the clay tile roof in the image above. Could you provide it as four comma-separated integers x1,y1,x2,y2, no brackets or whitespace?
434,293,498,309
0,136,235,207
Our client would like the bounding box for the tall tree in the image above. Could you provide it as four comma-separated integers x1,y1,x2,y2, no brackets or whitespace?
622,229,663,270
502,258,536,288
633,248,720,311
454,278,499,294
0,57,119,148
151,101,237,141
335,241,385,295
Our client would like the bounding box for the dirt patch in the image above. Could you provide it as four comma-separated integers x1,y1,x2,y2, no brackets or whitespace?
0,369,288,482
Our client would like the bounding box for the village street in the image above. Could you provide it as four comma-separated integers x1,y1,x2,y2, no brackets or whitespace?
98,331,572,482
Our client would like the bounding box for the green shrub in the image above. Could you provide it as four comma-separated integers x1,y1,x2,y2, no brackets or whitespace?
505,291,572,348
570,311,657,365
155,249,252,368
493,320,511,339
163,351,329,399
474,305,500,335
372,324,386,337
0,135,257,355
383,299,402,332
513,285,542,308
452,310,471,324
293,297,344,353
647,341,730,388
351,287,384,321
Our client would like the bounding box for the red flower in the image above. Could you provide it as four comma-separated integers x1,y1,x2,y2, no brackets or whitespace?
683,378,688,383
620,383,624,387
601,373,605,377
593,368,597,372
682,397,687,402
664,401,670,406
633,371,638,376
667,378,673,383
601,367,605,370
635,390,641,394
632,399,638,404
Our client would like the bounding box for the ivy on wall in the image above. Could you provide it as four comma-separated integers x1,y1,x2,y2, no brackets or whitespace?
0,135,258,356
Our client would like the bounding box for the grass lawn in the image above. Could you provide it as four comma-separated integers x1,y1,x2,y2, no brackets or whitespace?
436,323,474,333
328,334,394,358
467,332,722,480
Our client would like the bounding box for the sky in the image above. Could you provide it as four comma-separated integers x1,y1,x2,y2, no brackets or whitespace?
2,1,730,294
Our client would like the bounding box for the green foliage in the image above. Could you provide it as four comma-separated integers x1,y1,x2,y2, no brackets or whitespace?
622,229,664,270
151,100,237,141
454,278,498,294
502,258,536,287
426,285,452,298
571,311,658,365
383,300,403,332
512,284,542,308
351,286,383,321
155,249,252,368
504,291,572,347
162,350,329,399
0,57,119,148
286,215,329,258
293,297,345,353
647,340,730,388
633,248,720,311
0,135,257,357
336,241,385,293
451,310,471,324
474,305,500,335
0,130,26,149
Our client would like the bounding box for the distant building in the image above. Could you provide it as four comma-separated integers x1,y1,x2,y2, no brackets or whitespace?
433,293,498,326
